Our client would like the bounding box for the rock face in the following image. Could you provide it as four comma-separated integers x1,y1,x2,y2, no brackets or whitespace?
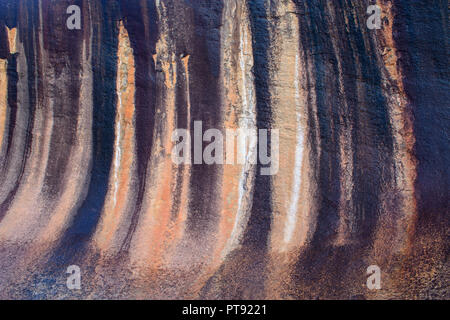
0,0,448,299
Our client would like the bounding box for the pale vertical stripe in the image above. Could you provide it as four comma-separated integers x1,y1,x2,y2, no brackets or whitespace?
283,53,305,245
222,16,258,259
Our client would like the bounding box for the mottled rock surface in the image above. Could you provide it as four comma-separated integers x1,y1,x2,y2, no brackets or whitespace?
0,0,448,299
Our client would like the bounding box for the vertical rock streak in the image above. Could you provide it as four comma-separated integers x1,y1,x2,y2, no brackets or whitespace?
266,0,314,257
284,53,305,246
326,2,355,245
0,1,55,241
216,0,257,262
0,27,15,155
128,0,184,270
0,0,446,300
375,0,418,253
0,51,8,155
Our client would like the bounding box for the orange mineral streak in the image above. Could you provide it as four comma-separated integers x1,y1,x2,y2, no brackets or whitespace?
130,55,177,271
94,22,137,252
7,27,16,54
149,56,177,264
376,0,418,254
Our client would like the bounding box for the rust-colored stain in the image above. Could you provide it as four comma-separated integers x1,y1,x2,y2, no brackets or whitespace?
95,21,136,252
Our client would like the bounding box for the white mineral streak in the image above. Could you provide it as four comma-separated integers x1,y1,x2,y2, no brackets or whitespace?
283,54,305,245
221,1,257,259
